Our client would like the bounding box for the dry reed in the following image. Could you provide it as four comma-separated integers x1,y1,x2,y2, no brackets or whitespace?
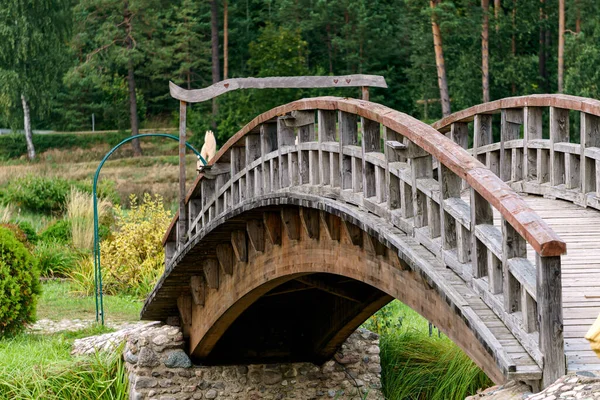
67,188,111,250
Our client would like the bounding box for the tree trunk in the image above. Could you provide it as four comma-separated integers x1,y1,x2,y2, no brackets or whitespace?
20,94,35,161
124,0,142,156
326,23,333,74
430,0,451,117
127,60,142,157
494,0,501,32
575,0,580,34
511,0,517,94
482,0,490,103
223,0,228,80
211,0,220,130
539,0,548,92
558,0,564,93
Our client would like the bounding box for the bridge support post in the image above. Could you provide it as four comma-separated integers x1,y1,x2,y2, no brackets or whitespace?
178,100,188,247
536,255,566,388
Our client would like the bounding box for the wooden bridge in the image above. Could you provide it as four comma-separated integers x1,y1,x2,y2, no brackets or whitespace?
141,94,600,390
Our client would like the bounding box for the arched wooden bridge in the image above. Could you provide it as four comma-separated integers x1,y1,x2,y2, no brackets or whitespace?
142,95,600,390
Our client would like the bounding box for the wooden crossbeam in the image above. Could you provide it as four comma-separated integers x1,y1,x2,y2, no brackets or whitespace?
295,276,361,303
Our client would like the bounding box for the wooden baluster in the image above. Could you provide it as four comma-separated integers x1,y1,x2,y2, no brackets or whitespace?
188,199,202,235
296,111,316,185
260,122,277,194
277,117,295,189
502,218,526,312
339,111,358,190
536,254,566,387
245,134,261,198
451,122,469,190
500,108,524,182
407,140,432,229
230,147,245,206
200,178,215,225
474,114,493,167
550,107,569,187
524,107,543,183
384,127,404,211
439,165,460,254
319,110,337,186
581,112,600,197
361,117,380,199
471,190,493,279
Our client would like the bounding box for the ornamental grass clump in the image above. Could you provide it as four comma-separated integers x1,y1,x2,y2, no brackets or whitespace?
67,188,112,250
92,193,171,298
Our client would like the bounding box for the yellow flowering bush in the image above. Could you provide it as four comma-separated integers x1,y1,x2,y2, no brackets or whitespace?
99,193,172,298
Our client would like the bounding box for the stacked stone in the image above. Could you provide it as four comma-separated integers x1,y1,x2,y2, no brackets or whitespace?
124,326,384,400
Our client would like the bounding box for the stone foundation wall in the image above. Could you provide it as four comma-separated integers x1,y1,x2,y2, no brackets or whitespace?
123,325,383,400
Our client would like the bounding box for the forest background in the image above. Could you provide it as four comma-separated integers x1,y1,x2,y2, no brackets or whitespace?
1,0,598,153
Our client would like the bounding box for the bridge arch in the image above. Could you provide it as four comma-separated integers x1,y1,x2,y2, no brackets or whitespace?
143,97,567,388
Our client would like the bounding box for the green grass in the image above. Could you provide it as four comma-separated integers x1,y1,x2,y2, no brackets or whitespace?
0,327,128,399
364,301,492,400
37,280,142,323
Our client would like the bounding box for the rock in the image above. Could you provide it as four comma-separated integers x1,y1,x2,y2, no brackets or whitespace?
263,370,283,385
124,350,138,364
138,347,160,367
153,334,170,346
164,350,192,368
205,389,218,399
366,345,380,355
135,377,158,389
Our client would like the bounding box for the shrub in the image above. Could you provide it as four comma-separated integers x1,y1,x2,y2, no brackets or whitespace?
91,193,171,298
34,241,80,277
40,219,72,244
16,220,38,244
0,227,41,337
0,223,31,248
0,175,71,214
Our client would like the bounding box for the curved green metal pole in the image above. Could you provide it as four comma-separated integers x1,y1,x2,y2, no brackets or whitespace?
93,134,205,324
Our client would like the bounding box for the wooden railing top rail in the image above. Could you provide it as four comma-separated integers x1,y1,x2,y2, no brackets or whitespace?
433,94,600,133
164,96,566,257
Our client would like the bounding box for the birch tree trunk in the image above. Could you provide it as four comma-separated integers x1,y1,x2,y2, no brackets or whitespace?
20,94,35,161
430,0,451,117
558,0,564,93
482,0,490,103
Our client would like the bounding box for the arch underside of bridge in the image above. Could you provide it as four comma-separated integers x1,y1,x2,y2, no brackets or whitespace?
143,193,535,385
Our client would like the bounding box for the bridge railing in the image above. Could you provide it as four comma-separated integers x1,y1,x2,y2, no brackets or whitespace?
433,94,600,210
163,97,566,385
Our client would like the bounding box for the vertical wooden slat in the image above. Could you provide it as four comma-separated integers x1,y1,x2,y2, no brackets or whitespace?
581,112,600,195
362,118,380,199
536,255,566,388
339,111,358,190
278,117,294,189
471,190,493,278
319,110,337,186
524,107,543,182
474,114,493,165
411,154,432,229
500,108,523,181
261,123,278,193
550,107,569,186
502,218,527,313
440,165,460,252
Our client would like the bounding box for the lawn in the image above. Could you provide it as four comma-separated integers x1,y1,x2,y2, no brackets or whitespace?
37,280,143,323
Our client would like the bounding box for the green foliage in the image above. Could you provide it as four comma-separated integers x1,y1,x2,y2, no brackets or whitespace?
40,220,73,244
0,332,128,399
0,175,120,214
0,227,41,337
0,131,129,160
364,301,491,399
0,0,71,128
0,175,71,214
17,220,38,244
34,240,80,277
87,193,172,298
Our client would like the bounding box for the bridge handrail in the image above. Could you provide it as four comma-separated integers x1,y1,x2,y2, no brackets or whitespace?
432,94,600,210
166,96,565,256
163,96,567,385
